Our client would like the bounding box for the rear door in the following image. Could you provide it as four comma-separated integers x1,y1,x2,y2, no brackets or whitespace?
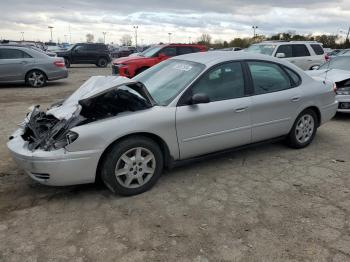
246,60,302,142
310,44,326,66
176,61,252,159
289,44,312,70
0,48,34,82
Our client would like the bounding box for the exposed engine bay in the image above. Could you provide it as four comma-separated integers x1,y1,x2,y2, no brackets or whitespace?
19,76,154,151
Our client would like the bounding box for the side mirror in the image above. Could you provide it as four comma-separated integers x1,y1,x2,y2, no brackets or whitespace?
158,52,166,59
311,65,320,70
276,52,286,58
191,93,210,105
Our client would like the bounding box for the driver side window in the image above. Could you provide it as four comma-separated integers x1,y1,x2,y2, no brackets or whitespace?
159,47,177,57
191,62,245,102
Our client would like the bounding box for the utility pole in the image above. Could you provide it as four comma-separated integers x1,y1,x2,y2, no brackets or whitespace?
20,32,24,41
189,36,191,44
252,25,258,38
168,32,172,44
133,25,138,49
102,32,107,44
48,26,54,42
64,35,68,43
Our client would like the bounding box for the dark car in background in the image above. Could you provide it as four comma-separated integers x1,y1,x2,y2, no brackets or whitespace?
112,43,207,78
56,43,111,68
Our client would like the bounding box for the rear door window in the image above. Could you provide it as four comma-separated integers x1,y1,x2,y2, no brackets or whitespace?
276,45,292,58
310,44,324,55
247,61,292,95
178,46,193,55
292,44,310,57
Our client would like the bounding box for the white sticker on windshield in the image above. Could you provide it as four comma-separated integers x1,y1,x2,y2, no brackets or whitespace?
173,63,192,71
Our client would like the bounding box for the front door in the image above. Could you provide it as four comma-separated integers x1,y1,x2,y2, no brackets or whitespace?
176,61,252,159
0,48,33,82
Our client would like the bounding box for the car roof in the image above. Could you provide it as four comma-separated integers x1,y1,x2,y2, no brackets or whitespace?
254,41,322,45
172,51,293,67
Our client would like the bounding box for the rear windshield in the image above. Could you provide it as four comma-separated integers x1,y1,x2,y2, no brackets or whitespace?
311,44,324,55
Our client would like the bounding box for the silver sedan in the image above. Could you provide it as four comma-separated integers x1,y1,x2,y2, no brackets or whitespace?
7,52,338,195
0,45,68,87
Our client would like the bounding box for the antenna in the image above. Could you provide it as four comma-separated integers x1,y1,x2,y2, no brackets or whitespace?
323,58,331,84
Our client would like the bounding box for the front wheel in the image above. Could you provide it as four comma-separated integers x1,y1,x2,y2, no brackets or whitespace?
286,109,318,149
101,136,164,196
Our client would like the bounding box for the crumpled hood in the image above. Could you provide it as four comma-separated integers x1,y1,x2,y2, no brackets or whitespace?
47,76,140,120
305,69,350,83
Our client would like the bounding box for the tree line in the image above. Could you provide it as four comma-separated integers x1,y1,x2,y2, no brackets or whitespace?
197,33,350,49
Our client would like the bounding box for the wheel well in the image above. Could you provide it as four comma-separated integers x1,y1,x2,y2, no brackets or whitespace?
97,56,108,61
95,133,172,182
305,106,321,126
25,69,47,82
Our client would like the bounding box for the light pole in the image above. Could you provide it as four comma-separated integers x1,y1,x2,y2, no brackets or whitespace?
64,35,68,43
168,32,172,44
252,25,258,38
102,32,107,44
20,32,24,41
188,36,191,44
133,25,138,49
48,26,54,42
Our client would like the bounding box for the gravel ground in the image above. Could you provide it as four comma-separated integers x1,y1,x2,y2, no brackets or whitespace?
0,65,350,262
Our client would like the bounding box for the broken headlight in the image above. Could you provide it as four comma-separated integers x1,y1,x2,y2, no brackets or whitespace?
53,131,79,150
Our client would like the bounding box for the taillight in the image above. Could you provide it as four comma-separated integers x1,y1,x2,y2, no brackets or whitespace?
333,83,337,93
325,54,330,61
53,60,65,67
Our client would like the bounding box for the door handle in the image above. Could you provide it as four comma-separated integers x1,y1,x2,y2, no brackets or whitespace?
21,61,29,64
291,97,301,102
235,107,248,113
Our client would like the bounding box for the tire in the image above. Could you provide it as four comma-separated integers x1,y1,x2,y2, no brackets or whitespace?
97,57,108,68
286,109,318,149
101,136,164,196
64,58,71,68
25,70,47,88
135,67,149,76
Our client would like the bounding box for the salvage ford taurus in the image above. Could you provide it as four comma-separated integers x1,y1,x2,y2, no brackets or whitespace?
7,52,338,196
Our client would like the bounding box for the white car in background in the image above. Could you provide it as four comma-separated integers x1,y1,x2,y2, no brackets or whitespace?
306,55,350,113
246,41,327,70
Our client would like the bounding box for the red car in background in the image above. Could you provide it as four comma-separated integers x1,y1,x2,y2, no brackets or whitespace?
112,44,207,78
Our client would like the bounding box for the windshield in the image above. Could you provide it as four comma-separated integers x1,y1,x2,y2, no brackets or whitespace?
245,44,276,56
319,56,350,71
139,45,163,57
133,59,205,105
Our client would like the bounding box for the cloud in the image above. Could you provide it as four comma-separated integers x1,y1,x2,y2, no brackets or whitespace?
0,0,348,44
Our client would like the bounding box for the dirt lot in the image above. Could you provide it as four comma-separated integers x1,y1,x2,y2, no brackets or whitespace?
0,65,350,262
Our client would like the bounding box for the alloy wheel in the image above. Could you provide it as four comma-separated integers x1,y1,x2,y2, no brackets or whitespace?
27,71,45,87
295,114,315,144
114,147,156,189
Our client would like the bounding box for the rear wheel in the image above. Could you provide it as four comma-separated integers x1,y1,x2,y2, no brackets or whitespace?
97,57,108,68
26,70,47,88
286,109,318,148
101,136,164,196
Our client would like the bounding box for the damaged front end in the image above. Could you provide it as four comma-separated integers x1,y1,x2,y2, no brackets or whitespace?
19,76,155,151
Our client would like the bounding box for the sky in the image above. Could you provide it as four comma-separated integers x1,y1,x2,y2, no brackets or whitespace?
0,0,349,45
